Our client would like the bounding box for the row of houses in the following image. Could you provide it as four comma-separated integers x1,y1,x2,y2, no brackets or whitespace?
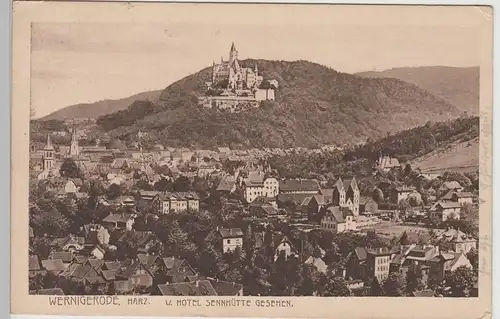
30,253,243,296
346,243,473,285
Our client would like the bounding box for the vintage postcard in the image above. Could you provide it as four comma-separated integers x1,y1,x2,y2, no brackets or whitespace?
11,2,493,318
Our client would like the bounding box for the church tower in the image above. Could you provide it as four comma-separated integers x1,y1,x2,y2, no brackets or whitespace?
43,134,54,171
229,42,238,62
69,119,79,157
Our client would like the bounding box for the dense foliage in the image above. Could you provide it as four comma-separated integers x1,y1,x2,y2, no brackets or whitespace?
344,116,479,162
356,66,479,115
92,60,461,149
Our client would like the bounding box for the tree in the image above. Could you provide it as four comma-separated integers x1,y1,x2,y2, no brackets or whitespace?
154,178,171,192
443,266,476,297
466,248,479,274
172,176,191,192
321,274,351,296
30,200,71,237
397,198,410,212
399,231,410,246
242,266,271,296
59,158,81,178
135,179,153,191
406,264,425,294
106,183,121,200
382,273,405,296
29,236,52,260
404,163,412,177
369,277,384,296
371,187,385,204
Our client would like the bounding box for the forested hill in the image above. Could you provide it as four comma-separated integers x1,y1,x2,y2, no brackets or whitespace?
40,90,163,121
93,60,462,149
356,66,479,115
343,116,479,164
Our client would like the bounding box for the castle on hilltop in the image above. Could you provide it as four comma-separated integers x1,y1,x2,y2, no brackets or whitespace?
211,42,264,91
199,42,278,113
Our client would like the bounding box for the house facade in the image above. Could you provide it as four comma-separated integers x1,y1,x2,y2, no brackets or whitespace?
392,186,417,203
153,192,200,214
242,171,279,203
274,236,298,261
429,201,462,221
102,213,136,231
366,248,398,282
218,228,244,253
321,206,356,233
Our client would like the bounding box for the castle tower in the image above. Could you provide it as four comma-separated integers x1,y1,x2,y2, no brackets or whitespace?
229,42,238,62
69,119,79,157
43,134,54,171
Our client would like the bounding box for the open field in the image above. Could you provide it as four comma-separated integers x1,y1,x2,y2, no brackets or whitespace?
361,221,436,240
411,137,479,174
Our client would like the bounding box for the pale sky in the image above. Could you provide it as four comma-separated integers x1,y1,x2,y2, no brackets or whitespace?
31,22,481,118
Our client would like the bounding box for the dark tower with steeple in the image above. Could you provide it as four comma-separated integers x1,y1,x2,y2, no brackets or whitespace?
43,134,54,171
69,119,79,157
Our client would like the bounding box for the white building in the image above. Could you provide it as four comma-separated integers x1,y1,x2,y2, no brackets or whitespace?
153,192,200,214
321,206,356,233
218,228,244,253
242,171,279,203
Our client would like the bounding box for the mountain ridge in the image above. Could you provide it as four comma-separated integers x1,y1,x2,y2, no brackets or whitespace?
93,59,462,149
39,90,164,121
355,66,479,115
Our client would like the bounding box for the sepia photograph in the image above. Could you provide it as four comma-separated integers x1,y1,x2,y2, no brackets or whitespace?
11,2,493,318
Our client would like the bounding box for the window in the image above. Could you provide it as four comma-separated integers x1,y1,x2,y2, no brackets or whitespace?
227,239,231,244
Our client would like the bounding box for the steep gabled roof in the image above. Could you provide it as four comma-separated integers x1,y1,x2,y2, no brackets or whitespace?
29,255,41,271
49,251,74,263
41,259,66,272
342,177,358,191
354,247,367,261
334,178,344,192
218,228,244,238
280,179,320,193
210,280,243,296
442,181,463,190
157,280,217,296
137,254,160,271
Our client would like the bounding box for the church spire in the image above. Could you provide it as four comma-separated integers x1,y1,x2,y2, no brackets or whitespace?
230,42,236,52
69,119,79,157
44,133,54,150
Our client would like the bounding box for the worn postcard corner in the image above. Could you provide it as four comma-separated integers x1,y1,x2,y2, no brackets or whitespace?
11,2,493,318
